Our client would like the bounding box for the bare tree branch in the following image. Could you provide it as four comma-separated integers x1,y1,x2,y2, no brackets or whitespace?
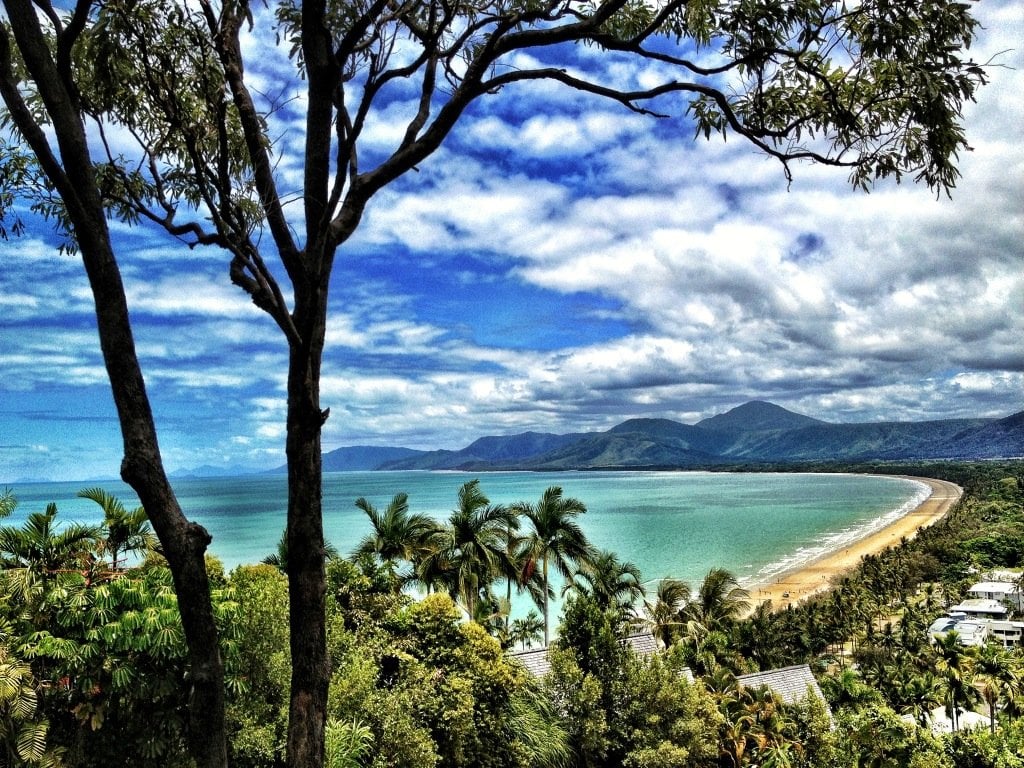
204,0,302,282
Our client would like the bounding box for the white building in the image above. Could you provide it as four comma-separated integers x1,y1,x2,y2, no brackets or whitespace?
968,580,1023,612
928,613,1024,648
952,621,990,647
929,617,990,646
984,620,1024,648
903,706,989,734
948,598,1009,620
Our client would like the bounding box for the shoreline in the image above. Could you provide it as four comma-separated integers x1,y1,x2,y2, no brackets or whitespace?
746,476,962,613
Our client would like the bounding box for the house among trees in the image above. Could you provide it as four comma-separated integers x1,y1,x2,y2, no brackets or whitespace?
511,641,831,720
968,580,1024,612
509,632,683,678
928,577,1024,647
903,706,989,734
736,664,832,717
928,618,991,647
948,598,1010,621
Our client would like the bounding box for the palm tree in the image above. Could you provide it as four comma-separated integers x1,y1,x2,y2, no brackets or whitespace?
877,621,899,659
473,594,512,640
563,547,644,617
934,631,979,731
0,502,100,598
898,671,944,729
512,486,591,646
78,487,157,571
922,582,938,613
510,610,545,650
740,600,792,669
974,642,1021,734
716,680,799,768
429,480,519,618
744,685,796,766
411,542,454,596
499,530,547,634
644,577,691,648
823,667,880,712
683,567,750,633
263,529,339,573
507,682,572,768
0,489,14,519
714,676,756,768
353,492,440,581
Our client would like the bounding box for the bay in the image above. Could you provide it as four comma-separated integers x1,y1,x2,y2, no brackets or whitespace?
3,471,926,596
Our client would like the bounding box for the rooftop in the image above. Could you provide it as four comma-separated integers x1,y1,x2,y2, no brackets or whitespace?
969,581,1020,594
950,598,1009,616
737,664,830,710
508,632,663,678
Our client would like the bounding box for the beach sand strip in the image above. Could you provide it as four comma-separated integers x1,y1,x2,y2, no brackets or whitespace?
747,477,962,613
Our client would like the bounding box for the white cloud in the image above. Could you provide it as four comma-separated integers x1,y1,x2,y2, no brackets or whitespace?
124,275,254,319
3,0,1020,481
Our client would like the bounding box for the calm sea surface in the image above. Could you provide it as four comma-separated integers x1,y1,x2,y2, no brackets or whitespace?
4,471,926,597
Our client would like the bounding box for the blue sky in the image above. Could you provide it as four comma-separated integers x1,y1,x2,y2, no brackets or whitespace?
2,1,1022,482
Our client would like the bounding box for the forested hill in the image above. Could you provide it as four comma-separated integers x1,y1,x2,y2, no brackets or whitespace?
317,401,1024,471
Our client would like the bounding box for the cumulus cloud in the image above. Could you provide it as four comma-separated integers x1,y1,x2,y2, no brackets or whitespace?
2,0,1020,480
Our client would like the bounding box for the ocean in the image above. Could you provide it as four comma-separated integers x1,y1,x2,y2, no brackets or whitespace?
3,470,926,597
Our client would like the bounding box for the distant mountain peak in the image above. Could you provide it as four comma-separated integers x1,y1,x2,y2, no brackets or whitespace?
610,417,688,431
266,402,1019,474
696,401,825,432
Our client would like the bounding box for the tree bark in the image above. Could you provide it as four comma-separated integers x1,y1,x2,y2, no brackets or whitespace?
86,223,228,768
284,281,330,768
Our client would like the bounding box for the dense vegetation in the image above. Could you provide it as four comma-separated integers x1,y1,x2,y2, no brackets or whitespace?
2,461,1022,767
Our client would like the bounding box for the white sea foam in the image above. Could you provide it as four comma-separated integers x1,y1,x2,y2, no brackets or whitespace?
742,478,931,588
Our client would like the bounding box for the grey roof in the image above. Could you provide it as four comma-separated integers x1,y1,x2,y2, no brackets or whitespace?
509,632,663,678
969,581,1019,594
508,646,553,677
625,632,660,655
737,664,830,711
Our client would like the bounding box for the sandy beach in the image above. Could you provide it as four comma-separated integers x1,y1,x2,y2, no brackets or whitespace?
747,477,962,612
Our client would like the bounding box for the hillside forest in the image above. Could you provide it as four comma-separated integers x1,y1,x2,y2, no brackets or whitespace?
2,461,1023,767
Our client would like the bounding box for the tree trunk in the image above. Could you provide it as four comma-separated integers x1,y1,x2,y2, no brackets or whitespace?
71,143,229,768
543,556,550,646
284,296,330,768
55,144,228,768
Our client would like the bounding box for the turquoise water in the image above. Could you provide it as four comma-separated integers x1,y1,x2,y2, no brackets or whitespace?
3,471,926,596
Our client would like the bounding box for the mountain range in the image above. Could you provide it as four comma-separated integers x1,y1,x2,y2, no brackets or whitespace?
315,401,1024,472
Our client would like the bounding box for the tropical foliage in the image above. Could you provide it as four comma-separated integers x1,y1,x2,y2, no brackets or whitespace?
1,462,1023,766
513,487,592,646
